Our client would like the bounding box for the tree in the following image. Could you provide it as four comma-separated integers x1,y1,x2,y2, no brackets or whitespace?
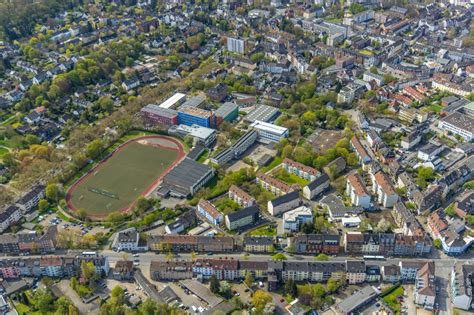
70,277,78,291
416,166,435,189
326,277,340,293
76,208,87,221
86,139,104,160
34,288,55,314
444,204,456,217
284,279,297,297
81,261,96,284
54,296,75,315
271,253,287,261
219,281,231,298
137,298,157,315
375,218,391,233
209,275,220,294
45,183,63,203
433,238,442,249
244,271,254,288
98,96,114,113
252,290,272,314
315,253,329,261
38,199,49,211
383,74,396,84
134,196,153,215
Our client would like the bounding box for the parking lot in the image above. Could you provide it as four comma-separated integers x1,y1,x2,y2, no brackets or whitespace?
153,281,206,312
38,213,110,236
105,278,148,301
231,282,252,305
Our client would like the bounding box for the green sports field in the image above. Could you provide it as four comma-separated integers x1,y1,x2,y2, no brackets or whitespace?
67,138,181,217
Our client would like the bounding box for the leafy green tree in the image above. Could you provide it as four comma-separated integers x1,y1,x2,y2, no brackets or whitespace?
433,238,442,249
271,253,287,261
416,166,435,189
209,275,220,294
326,277,340,293
244,271,254,288
38,199,49,211
444,204,457,217
34,288,55,314
86,139,104,160
252,290,272,315
98,96,114,113
81,261,97,284
76,208,88,221
45,183,63,203
284,279,297,297
315,253,329,261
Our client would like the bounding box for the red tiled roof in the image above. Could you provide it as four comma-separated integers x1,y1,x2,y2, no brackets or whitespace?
374,171,395,195
347,172,369,196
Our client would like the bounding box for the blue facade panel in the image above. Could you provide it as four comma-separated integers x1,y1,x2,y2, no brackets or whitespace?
178,112,210,128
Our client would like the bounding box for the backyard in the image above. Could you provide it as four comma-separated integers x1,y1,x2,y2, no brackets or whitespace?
382,285,404,314
272,168,309,187
248,224,277,237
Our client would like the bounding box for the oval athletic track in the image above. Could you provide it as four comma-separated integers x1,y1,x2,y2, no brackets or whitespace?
65,135,186,220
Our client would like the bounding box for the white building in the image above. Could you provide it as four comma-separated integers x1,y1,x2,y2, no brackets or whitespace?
15,184,45,213
159,92,186,109
346,172,371,209
0,206,22,233
268,191,301,216
414,262,436,310
417,143,443,162
197,199,223,225
438,112,474,141
111,227,147,252
371,171,398,208
227,37,245,54
250,120,289,143
283,206,313,233
451,263,474,311
169,124,216,147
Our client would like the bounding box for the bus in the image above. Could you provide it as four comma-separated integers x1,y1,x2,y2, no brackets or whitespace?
363,255,385,260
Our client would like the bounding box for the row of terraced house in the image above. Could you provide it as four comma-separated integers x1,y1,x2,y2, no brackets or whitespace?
0,253,109,279
145,232,432,256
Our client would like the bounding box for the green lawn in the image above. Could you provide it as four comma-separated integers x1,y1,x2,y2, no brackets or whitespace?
197,149,209,163
428,104,443,113
273,168,309,187
260,156,282,173
249,224,277,236
68,138,180,217
382,286,404,314
14,302,38,315
214,197,240,215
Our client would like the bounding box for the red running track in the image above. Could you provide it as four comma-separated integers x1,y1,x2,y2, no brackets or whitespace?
65,135,186,220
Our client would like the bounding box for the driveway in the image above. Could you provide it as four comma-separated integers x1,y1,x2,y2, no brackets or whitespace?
404,285,417,315
52,280,99,314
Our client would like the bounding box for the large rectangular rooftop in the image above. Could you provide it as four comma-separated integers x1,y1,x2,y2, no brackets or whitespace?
244,104,279,123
